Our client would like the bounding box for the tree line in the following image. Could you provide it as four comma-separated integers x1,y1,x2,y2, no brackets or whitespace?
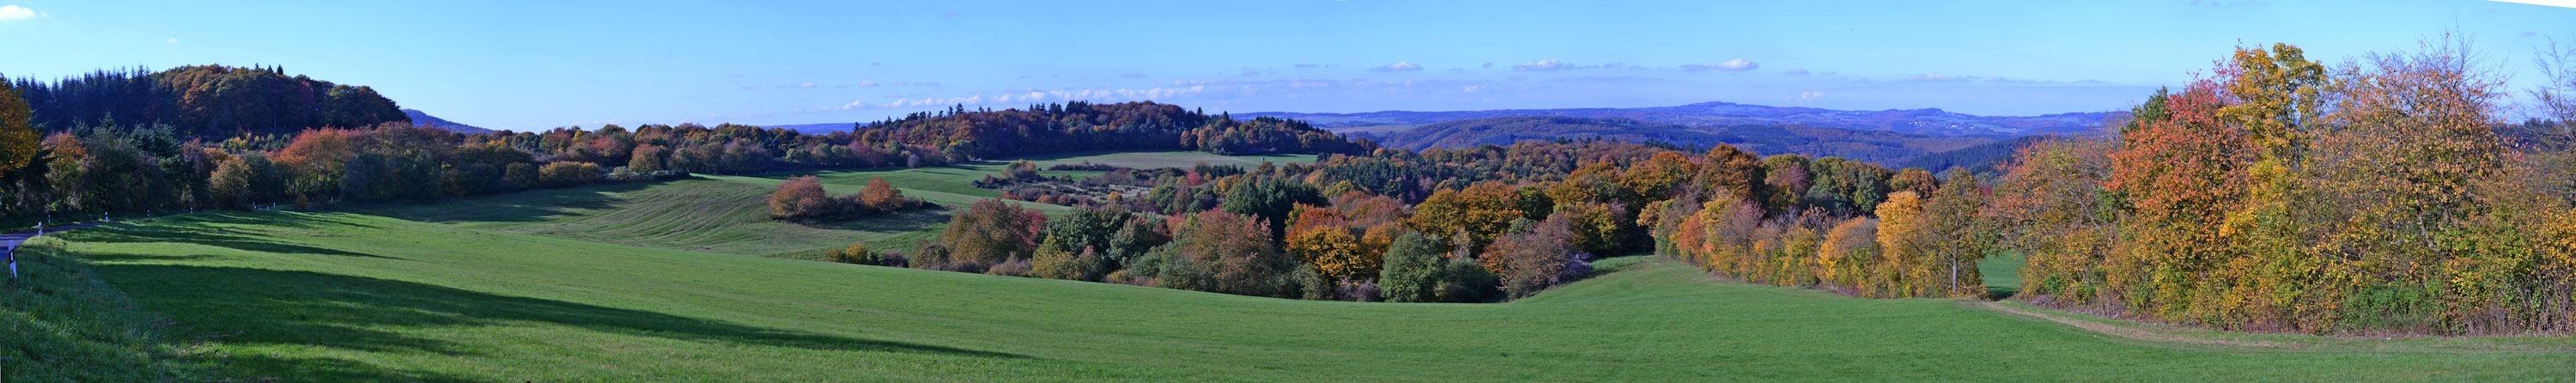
800,41,2574,335
1990,42,2574,334
9,65,408,137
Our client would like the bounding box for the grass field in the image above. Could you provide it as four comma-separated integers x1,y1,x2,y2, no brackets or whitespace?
340,151,1313,260
347,179,954,260
21,209,2571,381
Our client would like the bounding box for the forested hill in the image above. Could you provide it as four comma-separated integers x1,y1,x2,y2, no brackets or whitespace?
403,109,495,133
1242,100,2114,137
9,65,408,137
1897,135,2053,178
1366,115,1993,165
853,101,1370,159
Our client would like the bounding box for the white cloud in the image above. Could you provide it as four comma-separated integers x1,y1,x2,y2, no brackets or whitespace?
1797,91,1826,101
1683,58,1759,72
1371,62,1423,72
0,5,37,21
1786,69,1812,75
857,81,879,87
2486,0,2576,10
165,38,179,45
789,82,817,88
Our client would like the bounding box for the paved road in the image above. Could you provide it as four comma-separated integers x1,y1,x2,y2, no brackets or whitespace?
5,222,106,276
1,222,105,246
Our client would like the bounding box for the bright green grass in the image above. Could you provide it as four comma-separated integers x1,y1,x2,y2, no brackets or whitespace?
345,179,953,259
50,211,2576,381
2,237,214,381
1980,250,2025,298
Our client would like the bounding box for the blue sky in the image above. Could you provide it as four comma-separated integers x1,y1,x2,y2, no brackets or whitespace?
1,0,2571,131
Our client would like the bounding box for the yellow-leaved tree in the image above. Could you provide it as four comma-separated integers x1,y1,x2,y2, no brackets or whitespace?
0,76,39,174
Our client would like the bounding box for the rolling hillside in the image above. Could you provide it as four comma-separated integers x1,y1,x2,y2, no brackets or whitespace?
1242,100,2116,137
1369,115,1993,165
14,208,2565,381
345,151,1307,259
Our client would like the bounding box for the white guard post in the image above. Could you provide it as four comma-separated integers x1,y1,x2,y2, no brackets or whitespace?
4,239,19,280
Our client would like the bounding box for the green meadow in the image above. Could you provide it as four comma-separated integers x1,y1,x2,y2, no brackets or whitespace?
6,151,2569,381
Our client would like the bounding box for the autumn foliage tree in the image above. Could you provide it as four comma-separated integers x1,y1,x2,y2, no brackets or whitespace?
1485,212,1590,298
1410,181,1525,252
2000,41,2576,334
927,198,1048,272
769,176,835,220
1990,137,2117,303
860,177,908,211
1918,168,1995,297
1868,192,1931,297
1157,210,1295,296
0,77,36,175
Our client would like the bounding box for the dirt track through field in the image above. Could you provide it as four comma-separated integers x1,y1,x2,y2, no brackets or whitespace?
1972,301,2297,349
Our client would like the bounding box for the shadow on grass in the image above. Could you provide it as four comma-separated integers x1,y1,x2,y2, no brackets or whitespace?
805,210,953,233
1989,285,2020,300
95,264,1029,379
69,217,394,259
343,180,657,224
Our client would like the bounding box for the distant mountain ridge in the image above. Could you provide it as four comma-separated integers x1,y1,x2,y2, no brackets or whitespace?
1367,115,1995,165
1241,101,2117,137
402,109,495,133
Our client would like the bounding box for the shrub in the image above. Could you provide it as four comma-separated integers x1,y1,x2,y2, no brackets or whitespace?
538,161,602,187
1487,212,1585,299
769,175,836,221
985,258,1033,277
1377,232,1448,302
1029,238,1110,282
1438,255,1500,303
1337,280,1382,302
859,177,910,211
1165,210,1295,296
823,243,889,265
934,198,1046,271
1287,265,1334,301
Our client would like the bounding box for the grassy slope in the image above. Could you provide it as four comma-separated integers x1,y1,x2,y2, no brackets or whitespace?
2,237,214,381
347,179,953,260
345,151,1316,260
52,210,2576,381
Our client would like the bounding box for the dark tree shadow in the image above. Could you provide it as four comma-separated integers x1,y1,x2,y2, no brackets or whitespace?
67,219,395,259
212,355,489,383
343,180,659,224
1989,285,2020,300
805,210,953,233
94,264,1029,380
